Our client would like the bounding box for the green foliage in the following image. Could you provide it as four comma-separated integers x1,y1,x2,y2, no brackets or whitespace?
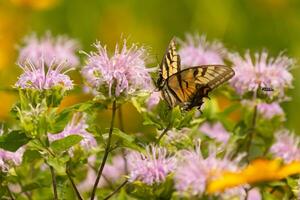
50,135,83,153
0,130,31,151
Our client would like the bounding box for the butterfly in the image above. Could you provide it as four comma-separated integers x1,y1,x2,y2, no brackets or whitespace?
156,38,235,111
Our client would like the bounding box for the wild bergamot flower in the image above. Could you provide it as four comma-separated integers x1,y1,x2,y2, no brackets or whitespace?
15,60,73,91
270,130,300,163
174,143,246,198
228,51,294,99
18,32,79,68
48,113,97,152
81,39,153,99
126,145,176,185
0,147,25,172
178,34,226,68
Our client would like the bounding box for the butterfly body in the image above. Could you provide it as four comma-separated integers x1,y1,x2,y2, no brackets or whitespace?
157,39,235,111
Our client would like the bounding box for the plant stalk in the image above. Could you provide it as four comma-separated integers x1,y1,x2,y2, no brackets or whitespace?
49,165,58,200
66,169,83,200
103,180,128,200
156,123,171,144
90,100,117,200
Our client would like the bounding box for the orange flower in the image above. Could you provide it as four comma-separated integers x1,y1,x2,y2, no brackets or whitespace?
207,159,300,193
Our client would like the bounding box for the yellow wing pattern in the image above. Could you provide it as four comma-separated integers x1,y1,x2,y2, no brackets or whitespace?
160,39,181,80
165,65,235,110
157,38,235,110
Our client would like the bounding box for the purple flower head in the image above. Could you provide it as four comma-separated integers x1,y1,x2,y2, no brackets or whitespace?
18,33,79,68
199,122,230,144
126,145,176,185
82,39,153,98
146,91,162,110
247,188,262,200
229,51,294,99
0,147,25,172
257,102,285,120
15,60,73,91
175,143,245,197
178,34,226,68
48,113,97,152
270,130,300,163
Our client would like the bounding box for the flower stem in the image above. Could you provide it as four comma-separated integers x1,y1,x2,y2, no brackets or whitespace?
66,168,83,200
6,185,15,200
49,165,58,200
246,104,257,157
156,123,171,144
118,106,128,173
90,100,117,200
103,180,128,200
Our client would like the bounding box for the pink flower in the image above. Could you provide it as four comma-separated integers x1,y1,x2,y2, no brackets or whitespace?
247,188,262,200
270,130,300,163
199,122,230,144
48,113,97,152
82,39,153,98
229,51,294,99
257,102,285,120
15,60,73,90
146,91,161,110
178,34,226,68
0,147,25,172
18,33,79,68
175,144,245,198
127,145,176,185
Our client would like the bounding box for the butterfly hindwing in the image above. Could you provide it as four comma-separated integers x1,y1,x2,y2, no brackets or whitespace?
165,65,235,109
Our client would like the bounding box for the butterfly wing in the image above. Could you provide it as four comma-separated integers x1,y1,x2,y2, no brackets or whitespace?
157,39,181,89
166,65,235,109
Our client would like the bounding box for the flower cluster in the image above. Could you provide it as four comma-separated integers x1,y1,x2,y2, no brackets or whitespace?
270,130,300,163
0,147,25,172
178,34,226,67
18,33,79,68
127,145,176,185
81,40,153,98
48,113,97,152
241,100,285,120
229,51,294,99
15,60,73,90
174,144,245,198
199,122,230,144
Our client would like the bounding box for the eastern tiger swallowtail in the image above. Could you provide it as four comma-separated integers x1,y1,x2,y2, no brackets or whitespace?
157,38,235,110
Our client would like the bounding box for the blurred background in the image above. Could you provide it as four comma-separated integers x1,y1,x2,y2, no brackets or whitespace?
0,0,300,134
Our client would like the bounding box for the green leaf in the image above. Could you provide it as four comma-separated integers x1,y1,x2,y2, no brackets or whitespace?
0,130,31,152
47,155,69,175
50,135,83,153
112,128,142,151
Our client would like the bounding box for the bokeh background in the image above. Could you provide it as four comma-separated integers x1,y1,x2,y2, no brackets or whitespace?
0,0,300,133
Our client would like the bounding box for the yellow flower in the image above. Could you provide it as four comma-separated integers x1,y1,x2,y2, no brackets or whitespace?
207,159,300,193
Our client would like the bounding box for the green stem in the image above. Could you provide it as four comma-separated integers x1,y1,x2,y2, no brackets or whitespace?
66,169,83,200
156,123,171,144
6,185,15,200
49,165,58,200
90,100,117,200
118,106,128,173
103,180,128,200
246,104,258,157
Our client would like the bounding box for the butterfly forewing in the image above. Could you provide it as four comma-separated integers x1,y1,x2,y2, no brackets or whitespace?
160,39,181,80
